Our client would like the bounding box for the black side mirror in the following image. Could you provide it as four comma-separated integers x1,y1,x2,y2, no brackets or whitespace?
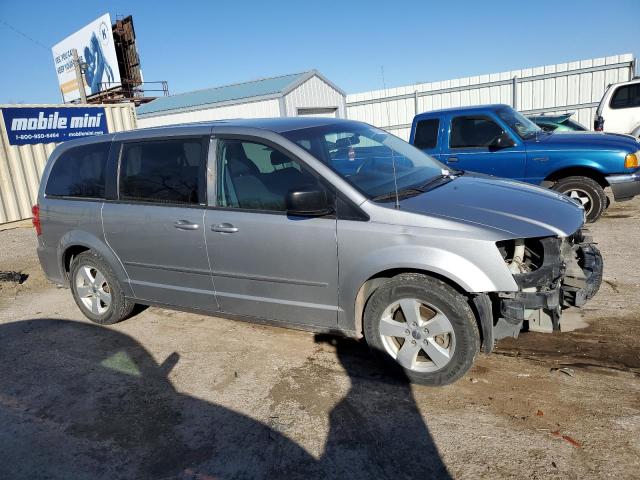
490,131,515,150
286,186,333,217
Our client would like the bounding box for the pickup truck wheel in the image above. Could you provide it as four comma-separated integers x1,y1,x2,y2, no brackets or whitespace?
70,251,136,325
552,176,606,223
363,273,479,386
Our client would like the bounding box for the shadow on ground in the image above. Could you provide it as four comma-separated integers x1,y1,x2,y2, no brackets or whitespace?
0,319,450,479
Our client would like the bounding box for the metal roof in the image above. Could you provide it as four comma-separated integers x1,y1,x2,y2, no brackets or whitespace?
137,70,342,117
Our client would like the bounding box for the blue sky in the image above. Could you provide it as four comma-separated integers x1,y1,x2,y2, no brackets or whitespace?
1,0,638,103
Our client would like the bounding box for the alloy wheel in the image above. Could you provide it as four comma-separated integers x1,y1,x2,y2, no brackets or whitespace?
75,265,111,315
378,298,456,372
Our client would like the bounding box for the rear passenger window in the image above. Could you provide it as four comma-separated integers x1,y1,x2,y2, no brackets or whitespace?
450,116,503,148
45,142,109,198
413,119,439,149
119,138,204,205
610,84,640,109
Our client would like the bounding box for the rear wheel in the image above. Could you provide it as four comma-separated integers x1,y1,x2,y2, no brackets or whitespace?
70,251,135,325
552,176,606,223
363,273,480,386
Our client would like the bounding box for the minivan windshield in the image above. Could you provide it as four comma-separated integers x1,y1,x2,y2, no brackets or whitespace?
496,106,542,139
281,123,448,200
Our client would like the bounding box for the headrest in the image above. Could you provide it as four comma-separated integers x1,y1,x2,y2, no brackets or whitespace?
270,150,290,167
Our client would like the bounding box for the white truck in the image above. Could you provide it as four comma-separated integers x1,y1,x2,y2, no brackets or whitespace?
594,78,640,138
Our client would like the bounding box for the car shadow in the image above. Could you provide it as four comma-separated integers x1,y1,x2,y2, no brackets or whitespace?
0,319,450,479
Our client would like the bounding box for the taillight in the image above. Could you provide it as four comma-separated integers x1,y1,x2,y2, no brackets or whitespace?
594,116,604,131
32,204,42,236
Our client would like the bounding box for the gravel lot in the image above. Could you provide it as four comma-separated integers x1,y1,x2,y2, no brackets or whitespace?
0,199,639,479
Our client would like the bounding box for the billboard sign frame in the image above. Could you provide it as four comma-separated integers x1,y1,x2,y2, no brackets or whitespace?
52,14,121,103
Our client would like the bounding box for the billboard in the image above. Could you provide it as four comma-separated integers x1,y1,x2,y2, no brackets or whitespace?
1,107,109,145
52,14,121,103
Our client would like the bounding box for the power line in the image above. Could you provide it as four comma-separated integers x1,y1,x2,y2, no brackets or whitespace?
0,18,49,51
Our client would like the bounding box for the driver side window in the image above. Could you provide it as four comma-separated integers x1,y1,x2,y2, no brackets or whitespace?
216,139,318,212
450,116,503,149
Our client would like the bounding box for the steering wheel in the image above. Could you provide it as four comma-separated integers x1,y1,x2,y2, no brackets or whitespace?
355,157,375,175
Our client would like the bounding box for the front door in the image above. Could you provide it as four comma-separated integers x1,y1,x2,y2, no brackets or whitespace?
441,115,526,181
102,136,216,311
204,137,339,328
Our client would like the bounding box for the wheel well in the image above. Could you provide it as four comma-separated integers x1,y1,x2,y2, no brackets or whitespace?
63,245,90,280
544,167,608,188
353,268,469,337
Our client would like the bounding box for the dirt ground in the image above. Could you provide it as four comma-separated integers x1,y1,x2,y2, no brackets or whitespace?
0,198,639,480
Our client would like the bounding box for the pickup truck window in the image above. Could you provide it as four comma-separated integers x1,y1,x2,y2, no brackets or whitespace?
496,107,540,139
414,119,439,149
610,84,640,109
450,116,502,148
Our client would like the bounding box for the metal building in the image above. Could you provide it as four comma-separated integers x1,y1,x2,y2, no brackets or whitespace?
137,70,346,128
347,53,636,140
0,103,137,224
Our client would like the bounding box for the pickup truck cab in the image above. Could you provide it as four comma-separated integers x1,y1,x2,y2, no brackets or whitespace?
594,78,640,138
410,104,640,222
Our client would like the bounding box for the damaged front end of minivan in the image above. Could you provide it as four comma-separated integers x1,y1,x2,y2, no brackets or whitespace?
474,230,603,353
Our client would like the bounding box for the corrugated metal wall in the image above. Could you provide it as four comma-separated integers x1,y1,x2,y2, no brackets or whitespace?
0,103,137,224
347,54,635,140
137,99,281,128
284,76,346,117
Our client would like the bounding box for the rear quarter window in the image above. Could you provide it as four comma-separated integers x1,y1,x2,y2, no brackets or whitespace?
45,142,110,198
610,84,640,109
413,119,439,149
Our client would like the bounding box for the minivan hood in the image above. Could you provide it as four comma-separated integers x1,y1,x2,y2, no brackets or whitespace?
397,173,584,238
529,131,640,152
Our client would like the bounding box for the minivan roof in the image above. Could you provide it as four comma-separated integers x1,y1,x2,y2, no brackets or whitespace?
135,117,361,134
48,117,373,149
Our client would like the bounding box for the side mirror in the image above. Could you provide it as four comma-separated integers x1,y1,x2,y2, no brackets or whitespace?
286,186,333,217
490,131,516,150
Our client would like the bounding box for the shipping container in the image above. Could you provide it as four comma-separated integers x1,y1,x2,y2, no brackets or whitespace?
0,103,137,224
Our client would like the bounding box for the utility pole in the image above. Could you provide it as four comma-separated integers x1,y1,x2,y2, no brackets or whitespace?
72,49,87,104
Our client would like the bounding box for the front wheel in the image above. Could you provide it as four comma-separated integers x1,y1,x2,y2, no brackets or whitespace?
552,176,607,223
363,273,480,386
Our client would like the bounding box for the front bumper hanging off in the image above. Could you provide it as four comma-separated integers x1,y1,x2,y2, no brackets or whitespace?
607,172,640,202
476,230,603,353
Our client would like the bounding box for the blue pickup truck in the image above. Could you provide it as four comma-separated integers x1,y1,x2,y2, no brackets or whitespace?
409,104,640,222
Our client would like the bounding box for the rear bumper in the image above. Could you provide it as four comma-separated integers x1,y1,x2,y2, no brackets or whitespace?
606,172,640,201
36,244,65,285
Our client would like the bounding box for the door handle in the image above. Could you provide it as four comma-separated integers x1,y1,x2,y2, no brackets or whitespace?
212,223,238,233
174,220,200,231
447,157,458,163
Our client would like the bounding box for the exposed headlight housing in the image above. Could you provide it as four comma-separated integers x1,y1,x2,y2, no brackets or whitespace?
625,152,639,169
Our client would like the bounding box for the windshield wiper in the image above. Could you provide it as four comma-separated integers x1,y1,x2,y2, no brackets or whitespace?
419,171,462,191
371,170,463,203
371,188,425,202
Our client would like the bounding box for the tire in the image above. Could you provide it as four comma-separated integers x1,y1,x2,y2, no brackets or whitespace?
69,250,136,325
363,273,480,386
581,244,603,300
552,176,606,223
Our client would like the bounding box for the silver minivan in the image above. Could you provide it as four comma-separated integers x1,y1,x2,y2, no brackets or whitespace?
34,118,602,385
